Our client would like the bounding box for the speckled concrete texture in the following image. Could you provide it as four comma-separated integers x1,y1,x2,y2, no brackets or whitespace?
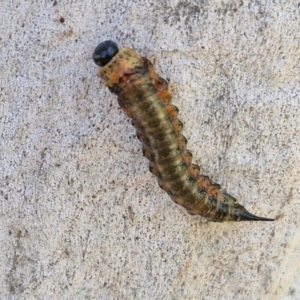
1,0,299,299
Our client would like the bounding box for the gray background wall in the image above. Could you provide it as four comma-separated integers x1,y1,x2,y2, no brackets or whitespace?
1,0,300,299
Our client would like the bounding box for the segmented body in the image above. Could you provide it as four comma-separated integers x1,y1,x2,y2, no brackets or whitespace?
93,41,274,222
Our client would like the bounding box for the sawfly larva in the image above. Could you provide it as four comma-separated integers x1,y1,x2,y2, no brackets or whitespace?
93,40,274,222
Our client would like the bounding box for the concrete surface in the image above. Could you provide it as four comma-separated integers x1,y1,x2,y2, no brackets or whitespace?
1,0,300,299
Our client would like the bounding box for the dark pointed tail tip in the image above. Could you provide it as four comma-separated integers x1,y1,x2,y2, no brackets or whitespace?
236,205,275,222
241,214,275,222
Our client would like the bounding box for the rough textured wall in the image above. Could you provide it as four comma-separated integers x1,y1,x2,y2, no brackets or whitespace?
1,0,299,299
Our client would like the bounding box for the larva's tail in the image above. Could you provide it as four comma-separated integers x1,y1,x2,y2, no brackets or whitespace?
209,192,275,222
228,203,275,222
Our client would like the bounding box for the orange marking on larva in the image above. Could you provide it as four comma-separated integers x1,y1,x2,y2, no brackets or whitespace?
142,147,153,161
188,164,200,178
207,186,219,198
181,150,192,164
93,40,274,222
158,90,171,103
137,132,149,145
123,107,133,117
154,78,168,91
117,98,134,117
177,135,187,150
172,119,183,133
143,58,171,104
196,175,212,190
165,104,179,119
144,59,159,82
152,78,171,103
149,164,161,179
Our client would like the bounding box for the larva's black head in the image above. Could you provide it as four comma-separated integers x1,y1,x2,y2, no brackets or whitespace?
93,40,119,67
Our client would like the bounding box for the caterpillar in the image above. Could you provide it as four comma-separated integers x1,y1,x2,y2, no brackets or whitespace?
93,40,274,222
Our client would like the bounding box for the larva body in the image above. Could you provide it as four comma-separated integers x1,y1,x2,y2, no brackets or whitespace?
93,40,274,222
